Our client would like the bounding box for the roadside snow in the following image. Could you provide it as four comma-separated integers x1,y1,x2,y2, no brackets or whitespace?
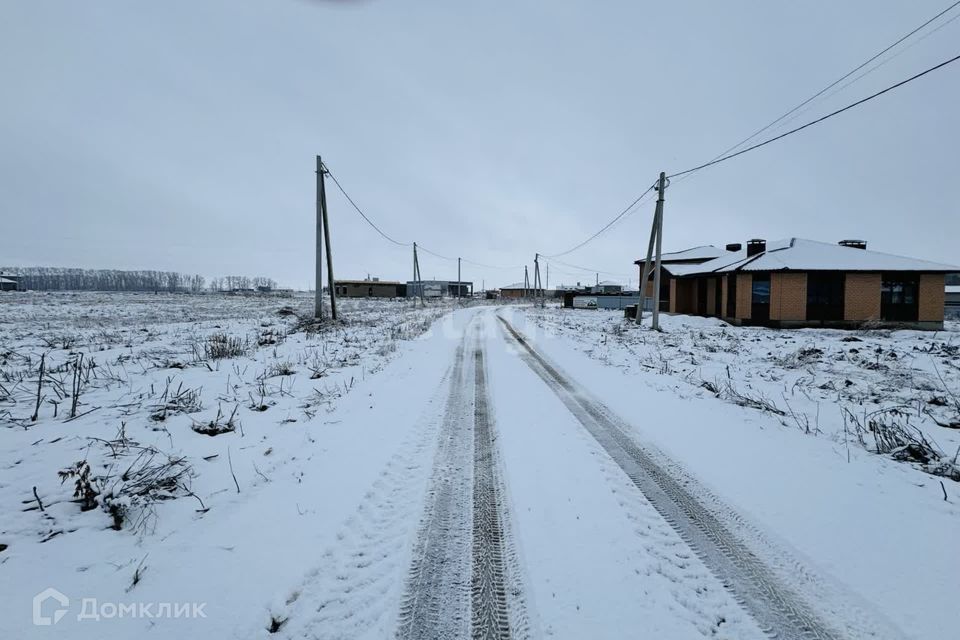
0,292,459,638
514,306,960,639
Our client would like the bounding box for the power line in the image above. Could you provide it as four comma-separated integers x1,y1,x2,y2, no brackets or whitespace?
324,163,523,270
760,9,960,138
416,244,456,262
699,0,960,169
542,184,657,258
323,165,411,247
543,257,632,279
668,52,960,179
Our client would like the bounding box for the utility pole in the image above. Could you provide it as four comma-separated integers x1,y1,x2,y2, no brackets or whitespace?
523,266,530,299
318,157,338,320
413,242,424,305
457,257,461,303
635,194,659,326
636,172,668,328
651,172,666,331
315,156,324,319
534,253,544,308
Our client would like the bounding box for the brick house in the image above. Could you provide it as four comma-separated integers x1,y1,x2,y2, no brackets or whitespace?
635,245,733,311
645,238,957,330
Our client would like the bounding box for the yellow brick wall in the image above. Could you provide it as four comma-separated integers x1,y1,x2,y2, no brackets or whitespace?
844,273,881,321
736,274,752,319
770,273,807,321
919,273,945,322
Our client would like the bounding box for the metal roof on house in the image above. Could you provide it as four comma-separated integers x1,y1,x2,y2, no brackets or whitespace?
335,279,402,285
500,283,528,290
0,277,17,284
665,238,960,277
635,245,728,265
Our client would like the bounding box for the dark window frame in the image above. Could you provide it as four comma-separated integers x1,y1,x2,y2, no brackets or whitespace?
751,273,771,322
807,271,845,322
880,272,919,322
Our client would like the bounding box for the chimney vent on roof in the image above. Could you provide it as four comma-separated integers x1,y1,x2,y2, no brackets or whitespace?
725,243,742,252
839,239,867,250
746,239,766,257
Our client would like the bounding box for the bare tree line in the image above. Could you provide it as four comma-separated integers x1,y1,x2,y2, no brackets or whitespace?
208,276,278,292
2,267,278,292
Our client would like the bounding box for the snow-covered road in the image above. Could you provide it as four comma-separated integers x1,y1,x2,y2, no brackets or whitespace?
6,299,941,639
266,307,904,640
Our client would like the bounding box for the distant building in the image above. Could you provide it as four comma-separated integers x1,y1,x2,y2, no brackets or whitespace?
640,238,958,330
499,282,542,299
405,280,472,298
591,280,623,294
0,274,24,292
334,278,404,298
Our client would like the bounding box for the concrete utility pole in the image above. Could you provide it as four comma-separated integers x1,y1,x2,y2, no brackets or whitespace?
318,157,338,320
315,156,324,319
457,257,461,302
636,172,667,329
636,200,659,326
651,172,666,331
412,242,424,305
533,253,544,308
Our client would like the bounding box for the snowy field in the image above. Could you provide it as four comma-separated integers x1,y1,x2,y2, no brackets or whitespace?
523,307,960,480
2,294,958,639
0,292,459,638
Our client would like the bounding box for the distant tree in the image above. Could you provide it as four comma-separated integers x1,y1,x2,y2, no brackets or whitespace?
1,267,281,292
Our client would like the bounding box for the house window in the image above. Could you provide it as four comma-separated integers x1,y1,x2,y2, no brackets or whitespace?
751,273,770,322
881,273,919,321
751,275,770,304
807,273,844,322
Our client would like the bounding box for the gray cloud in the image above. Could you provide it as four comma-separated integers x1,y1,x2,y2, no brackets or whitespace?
1,0,957,289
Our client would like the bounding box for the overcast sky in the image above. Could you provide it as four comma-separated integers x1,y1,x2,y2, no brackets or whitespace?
1,0,957,290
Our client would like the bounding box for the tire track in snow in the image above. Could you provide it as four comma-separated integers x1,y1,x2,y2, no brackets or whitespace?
471,344,512,640
396,332,475,640
263,339,469,639
397,317,526,640
497,315,844,640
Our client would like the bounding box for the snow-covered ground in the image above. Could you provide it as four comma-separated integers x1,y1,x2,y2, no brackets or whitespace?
2,294,957,639
514,305,960,639
0,292,459,638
